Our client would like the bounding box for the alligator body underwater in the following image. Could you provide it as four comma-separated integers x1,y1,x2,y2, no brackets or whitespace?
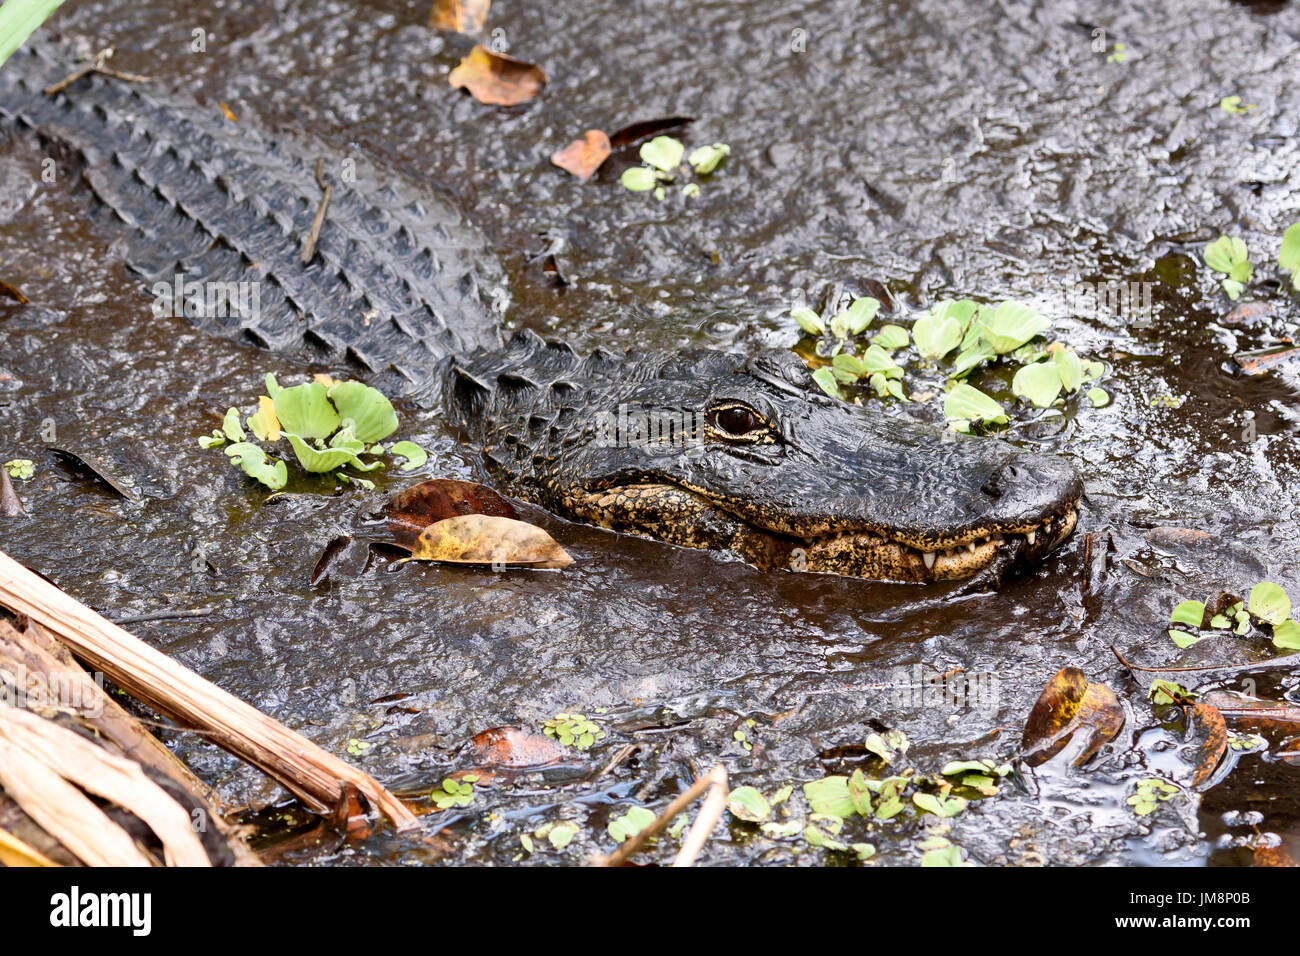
0,41,1081,584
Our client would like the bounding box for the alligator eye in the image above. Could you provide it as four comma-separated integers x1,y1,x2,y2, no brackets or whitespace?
708,404,764,437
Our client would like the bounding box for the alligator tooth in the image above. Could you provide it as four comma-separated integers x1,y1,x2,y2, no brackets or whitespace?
922,552,936,570
967,542,977,553
1025,530,1037,545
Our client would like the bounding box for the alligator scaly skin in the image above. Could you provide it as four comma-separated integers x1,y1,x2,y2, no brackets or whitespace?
0,41,507,397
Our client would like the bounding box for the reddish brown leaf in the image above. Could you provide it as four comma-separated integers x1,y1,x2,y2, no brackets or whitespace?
608,116,694,149
387,479,517,550
1234,343,1300,376
1022,667,1124,767
469,726,570,769
429,0,490,33
550,129,612,181
410,514,572,568
328,783,374,842
449,46,546,107
1188,700,1228,789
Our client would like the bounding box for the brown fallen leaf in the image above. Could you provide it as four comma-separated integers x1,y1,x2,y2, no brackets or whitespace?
328,783,374,842
550,129,612,181
1145,526,1214,549
429,0,490,33
387,478,517,550
410,513,572,568
1022,667,1124,767
449,46,546,107
1188,700,1228,789
469,726,570,769
1254,843,1300,867
608,116,694,149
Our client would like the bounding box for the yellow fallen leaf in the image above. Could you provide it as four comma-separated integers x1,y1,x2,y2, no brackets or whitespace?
410,514,571,568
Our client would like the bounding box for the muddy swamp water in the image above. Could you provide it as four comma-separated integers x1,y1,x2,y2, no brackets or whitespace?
1,0,1300,868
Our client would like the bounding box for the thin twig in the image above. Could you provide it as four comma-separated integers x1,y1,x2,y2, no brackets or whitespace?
1112,644,1300,680
43,47,152,96
301,158,332,264
593,743,637,780
671,764,728,867
597,763,726,867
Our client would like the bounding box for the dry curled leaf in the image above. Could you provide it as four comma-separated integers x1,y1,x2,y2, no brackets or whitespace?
449,45,547,107
550,129,612,181
387,478,517,550
1022,667,1124,767
410,514,572,568
429,0,490,33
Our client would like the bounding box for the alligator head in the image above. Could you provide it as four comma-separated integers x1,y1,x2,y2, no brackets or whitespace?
448,334,1082,584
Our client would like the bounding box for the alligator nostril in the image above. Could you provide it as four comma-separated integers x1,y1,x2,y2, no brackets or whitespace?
981,462,1024,499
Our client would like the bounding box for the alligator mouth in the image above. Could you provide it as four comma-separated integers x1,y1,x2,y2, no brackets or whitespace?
793,504,1079,583
566,480,1081,584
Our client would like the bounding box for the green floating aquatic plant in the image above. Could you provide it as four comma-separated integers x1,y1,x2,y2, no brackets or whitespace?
199,374,428,492
621,136,732,200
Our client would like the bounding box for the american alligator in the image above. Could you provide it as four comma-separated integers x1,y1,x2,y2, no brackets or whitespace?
1,41,1081,584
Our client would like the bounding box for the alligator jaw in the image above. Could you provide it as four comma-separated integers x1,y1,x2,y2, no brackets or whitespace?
796,503,1079,583
567,480,1080,584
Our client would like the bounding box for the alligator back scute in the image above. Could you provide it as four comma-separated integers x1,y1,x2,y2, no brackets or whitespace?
0,40,507,395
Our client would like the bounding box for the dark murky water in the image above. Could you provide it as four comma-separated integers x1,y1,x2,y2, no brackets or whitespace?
2,0,1300,865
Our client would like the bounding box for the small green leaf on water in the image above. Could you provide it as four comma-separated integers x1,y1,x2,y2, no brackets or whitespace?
1087,387,1110,407
390,441,428,472
1011,361,1063,408
726,786,771,823
1249,582,1291,626
272,382,339,440
792,307,824,335
1168,629,1202,649
621,166,658,192
222,407,246,442
812,367,842,400
1279,223,1300,289
922,844,973,866
871,324,910,350
1272,619,1300,651
1205,236,1251,277
654,186,666,201
224,443,287,491
1218,95,1254,115
912,309,963,361
978,301,1050,354
547,821,579,849
1052,348,1083,393
687,143,730,174
943,384,1008,428
843,297,880,335
1170,599,1206,629
4,459,35,480
640,136,684,172
803,776,856,818
607,806,657,842
328,381,398,443
681,182,700,198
